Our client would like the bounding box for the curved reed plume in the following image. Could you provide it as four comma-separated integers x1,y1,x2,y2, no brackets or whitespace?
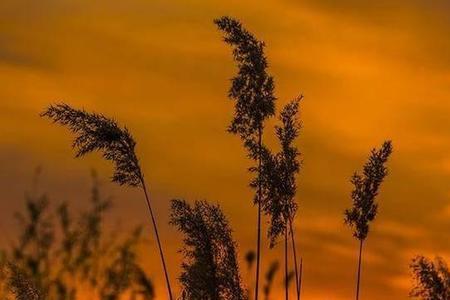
41,104,173,300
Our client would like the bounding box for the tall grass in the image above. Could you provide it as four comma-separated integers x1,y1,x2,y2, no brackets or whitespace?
344,141,393,300
170,199,246,300
41,104,173,299
259,98,302,300
215,16,276,300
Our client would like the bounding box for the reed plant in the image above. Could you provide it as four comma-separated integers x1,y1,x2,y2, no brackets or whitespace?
344,141,393,300
41,104,173,299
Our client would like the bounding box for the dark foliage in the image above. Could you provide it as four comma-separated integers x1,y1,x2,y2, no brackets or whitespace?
170,199,246,300
12,191,54,297
0,254,7,296
7,263,42,300
344,141,393,240
100,228,155,300
260,98,302,247
262,261,279,300
1,172,154,300
214,16,276,146
285,270,295,288
41,104,142,186
245,251,256,270
410,256,450,300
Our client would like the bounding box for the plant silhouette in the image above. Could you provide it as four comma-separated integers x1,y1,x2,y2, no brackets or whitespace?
344,141,393,300
259,97,302,300
262,261,279,300
245,251,256,271
6,263,42,300
244,250,256,299
214,16,276,300
99,227,155,300
410,256,450,300
284,270,295,290
0,171,154,300
41,104,173,300
170,199,246,300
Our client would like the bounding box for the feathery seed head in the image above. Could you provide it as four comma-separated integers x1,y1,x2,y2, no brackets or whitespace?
260,97,302,247
344,141,393,240
214,16,276,143
170,199,247,300
41,104,142,187
410,256,450,299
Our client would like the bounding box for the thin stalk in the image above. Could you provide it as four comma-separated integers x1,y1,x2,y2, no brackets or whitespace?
355,239,364,300
255,126,263,300
298,258,303,299
284,226,289,300
289,219,300,300
141,178,173,300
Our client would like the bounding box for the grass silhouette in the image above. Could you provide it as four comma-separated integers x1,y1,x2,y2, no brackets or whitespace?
0,171,154,300
410,256,450,299
259,98,302,300
170,199,246,300
41,104,173,300
344,141,393,300
215,16,276,300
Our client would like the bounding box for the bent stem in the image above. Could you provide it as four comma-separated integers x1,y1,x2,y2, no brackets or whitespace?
141,178,173,300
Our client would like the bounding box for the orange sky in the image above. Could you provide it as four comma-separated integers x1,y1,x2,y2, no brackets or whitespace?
1,0,450,299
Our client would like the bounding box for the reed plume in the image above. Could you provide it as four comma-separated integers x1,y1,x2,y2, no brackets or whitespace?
410,256,450,300
261,98,301,246
344,141,393,300
41,104,173,300
260,98,302,300
215,16,276,300
41,104,141,186
170,199,246,300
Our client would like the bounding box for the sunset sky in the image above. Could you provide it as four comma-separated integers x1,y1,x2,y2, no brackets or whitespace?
1,0,450,299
